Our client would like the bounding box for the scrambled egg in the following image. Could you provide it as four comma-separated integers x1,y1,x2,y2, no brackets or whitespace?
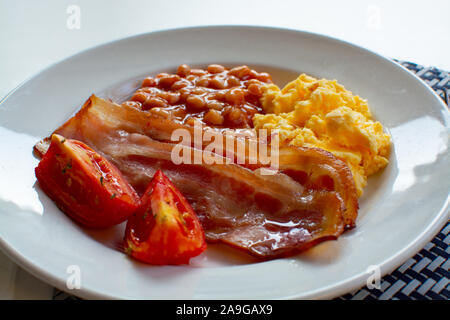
253,74,391,196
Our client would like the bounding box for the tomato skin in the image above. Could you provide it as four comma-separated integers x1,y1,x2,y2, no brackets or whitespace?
124,170,207,265
35,134,140,228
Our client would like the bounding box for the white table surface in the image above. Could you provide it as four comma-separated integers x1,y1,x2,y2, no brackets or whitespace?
0,0,449,299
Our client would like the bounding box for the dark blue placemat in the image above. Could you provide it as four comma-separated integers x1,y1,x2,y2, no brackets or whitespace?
52,60,450,300
395,60,450,104
338,221,449,300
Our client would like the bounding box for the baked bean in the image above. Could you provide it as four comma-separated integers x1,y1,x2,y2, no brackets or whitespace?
227,107,242,121
196,77,210,87
138,87,158,94
228,66,244,76
166,92,180,105
186,95,206,110
247,82,263,96
179,88,192,102
257,72,271,82
142,77,156,87
186,75,197,82
226,75,241,87
157,91,169,100
190,69,207,76
185,117,201,126
158,74,180,89
131,91,149,103
207,101,224,110
248,70,257,78
144,97,168,109
177,64,191,77
209,77,226,89
179,87,191,95
171,80,189,90
192,87,207,95
246,79,260,86
207,64,225,74
170,106,187,118
204,109,224,125
229,66,251,79
225,88,245,105
242,103,258,116
213,91,226,101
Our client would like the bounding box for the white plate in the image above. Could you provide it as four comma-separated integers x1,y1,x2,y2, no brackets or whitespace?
0,26,449,300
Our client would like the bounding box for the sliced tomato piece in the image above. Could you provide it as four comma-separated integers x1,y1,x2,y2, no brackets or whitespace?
35,134,140,228
124,170,207,265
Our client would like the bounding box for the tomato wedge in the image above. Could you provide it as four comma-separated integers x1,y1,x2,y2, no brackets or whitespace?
35,134,140,228
124,170,207,265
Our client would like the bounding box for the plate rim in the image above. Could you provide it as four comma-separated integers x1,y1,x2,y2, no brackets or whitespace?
0,25,449,300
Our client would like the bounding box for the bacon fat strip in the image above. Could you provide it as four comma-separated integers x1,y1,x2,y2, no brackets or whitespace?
35,95,358,228
34,95,351,258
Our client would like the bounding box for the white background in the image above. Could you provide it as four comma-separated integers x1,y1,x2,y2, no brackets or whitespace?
0,0,449,299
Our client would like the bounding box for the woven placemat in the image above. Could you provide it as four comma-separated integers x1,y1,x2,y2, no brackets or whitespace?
53,60,450,300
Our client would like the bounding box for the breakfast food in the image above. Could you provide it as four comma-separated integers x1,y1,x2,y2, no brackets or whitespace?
123,64,271,128
34,64,390,264
36,95,356,258
35,134,140,228
124,170,207,265
254,74,391,196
